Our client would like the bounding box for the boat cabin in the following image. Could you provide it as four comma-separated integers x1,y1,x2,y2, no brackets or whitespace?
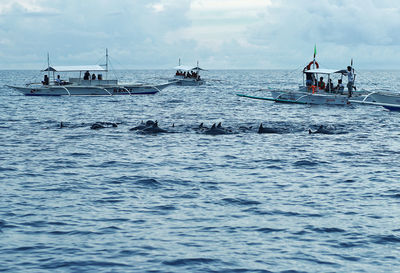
43,65,117,86
173,65,203,80
302,68,349,94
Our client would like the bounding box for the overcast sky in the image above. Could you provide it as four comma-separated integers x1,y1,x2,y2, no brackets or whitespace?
1,0,399,69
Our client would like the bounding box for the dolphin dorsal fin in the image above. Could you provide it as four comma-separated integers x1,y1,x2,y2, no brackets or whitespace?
199,122,203,128
217,122,221,128
211,123,216,129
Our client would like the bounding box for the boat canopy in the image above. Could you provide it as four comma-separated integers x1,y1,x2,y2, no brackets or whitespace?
43,65,106,72
305,68,346,75
174,65,205,72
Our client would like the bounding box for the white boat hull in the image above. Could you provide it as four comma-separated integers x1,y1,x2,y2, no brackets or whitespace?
169,77,205,86
351,91,400,105
8,82,171,96
270,90,348,105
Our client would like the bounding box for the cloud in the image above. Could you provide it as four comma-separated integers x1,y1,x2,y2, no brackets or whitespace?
0,0,400,69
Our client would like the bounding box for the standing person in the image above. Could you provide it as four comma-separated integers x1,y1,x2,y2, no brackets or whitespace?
346,66,354,97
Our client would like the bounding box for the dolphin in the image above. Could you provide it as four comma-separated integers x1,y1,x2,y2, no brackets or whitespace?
258,123,280,134
130,120,147,131
90,122,118,130
204,123,227,135
308,125,334,134
139,121,168,134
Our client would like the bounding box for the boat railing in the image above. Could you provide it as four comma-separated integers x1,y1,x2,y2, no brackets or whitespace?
68,78,118,86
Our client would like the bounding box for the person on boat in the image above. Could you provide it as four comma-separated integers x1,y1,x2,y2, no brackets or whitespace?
318,77,325,90
98,74,102,80
305,73,314,86
91,73,96,80
42,75,49,85
335,79,344,92
55,75,62,85
346,66,354,97
83,71,90,80
325,79,334,92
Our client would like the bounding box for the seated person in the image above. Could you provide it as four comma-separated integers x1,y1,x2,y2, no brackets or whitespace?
98,74,102,80
83,71,90,80
42,75,49,85
318,77,325,90
55,75,62,85
335,79,344,92
91,73,96,80
325,79,333,92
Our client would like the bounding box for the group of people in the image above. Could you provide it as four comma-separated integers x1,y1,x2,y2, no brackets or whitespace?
42,70,104,86
175,70,200,79
306,66,355,96
42,74,67,85
83,71,102,80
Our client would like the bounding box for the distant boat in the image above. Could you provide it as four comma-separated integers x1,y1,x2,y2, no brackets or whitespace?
7,50,172,96
169,60,205,86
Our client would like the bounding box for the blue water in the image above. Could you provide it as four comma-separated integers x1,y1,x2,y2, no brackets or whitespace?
1,69,400,272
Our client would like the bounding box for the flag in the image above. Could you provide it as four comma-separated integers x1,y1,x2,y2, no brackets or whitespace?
313,44,317,59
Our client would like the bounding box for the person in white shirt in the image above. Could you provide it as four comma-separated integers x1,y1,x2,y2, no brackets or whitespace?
335,79,344,93
55,75,61,85
346,66,354,97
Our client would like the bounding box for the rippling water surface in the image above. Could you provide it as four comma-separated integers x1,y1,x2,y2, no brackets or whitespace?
1,69,400,272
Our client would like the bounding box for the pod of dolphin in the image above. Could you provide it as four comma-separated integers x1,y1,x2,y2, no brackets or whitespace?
65,120,347,135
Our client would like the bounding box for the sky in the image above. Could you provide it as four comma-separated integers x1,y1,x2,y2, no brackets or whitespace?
0,0,400,69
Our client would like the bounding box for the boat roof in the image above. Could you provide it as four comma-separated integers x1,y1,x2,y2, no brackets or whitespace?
174,65,205,72
305,68,347,75
43,65,106,72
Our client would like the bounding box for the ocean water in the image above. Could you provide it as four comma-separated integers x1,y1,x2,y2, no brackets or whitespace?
1,69,400,272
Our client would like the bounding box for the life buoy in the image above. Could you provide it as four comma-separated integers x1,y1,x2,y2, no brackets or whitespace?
310,85,317,94
306,61,319,70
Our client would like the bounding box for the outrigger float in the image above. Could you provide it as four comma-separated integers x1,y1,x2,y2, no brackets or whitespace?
7,49,172,96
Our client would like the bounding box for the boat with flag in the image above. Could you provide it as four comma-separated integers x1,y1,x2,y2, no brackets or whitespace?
7,49,172,96
169,59,205,86
238,46,354,106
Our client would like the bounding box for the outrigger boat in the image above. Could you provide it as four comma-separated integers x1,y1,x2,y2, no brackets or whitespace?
268,62,352,105
7,50,171,96
169,60,205,86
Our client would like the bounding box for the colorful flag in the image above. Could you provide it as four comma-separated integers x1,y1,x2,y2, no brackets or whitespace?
313,44,317,59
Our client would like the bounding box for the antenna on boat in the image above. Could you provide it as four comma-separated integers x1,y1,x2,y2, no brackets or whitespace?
47,52,50,80
106,48,108,72
179,58,181,66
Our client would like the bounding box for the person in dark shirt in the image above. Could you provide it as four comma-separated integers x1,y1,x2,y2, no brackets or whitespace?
84,71,90,80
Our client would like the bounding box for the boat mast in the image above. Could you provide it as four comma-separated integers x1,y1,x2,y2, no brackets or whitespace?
106,48,108,80
47,52,50,81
